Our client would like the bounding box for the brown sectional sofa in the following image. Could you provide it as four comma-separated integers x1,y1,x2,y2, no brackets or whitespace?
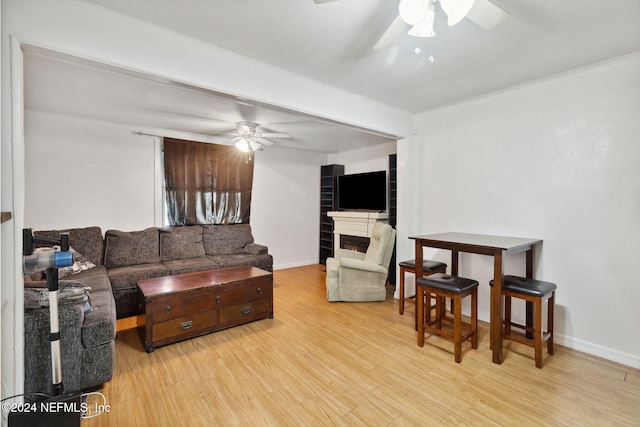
24,224,272,395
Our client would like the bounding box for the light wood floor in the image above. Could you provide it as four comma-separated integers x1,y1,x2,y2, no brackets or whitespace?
83,265,640,426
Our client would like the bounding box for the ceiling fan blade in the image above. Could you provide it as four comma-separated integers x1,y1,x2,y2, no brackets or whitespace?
374,15,409,50
208,129,238,135
465,0,509,30
248,140,262,151
256,137,274,146
260,132,290,138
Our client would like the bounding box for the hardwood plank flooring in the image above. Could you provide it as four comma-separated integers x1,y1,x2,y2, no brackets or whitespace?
83,265,640,426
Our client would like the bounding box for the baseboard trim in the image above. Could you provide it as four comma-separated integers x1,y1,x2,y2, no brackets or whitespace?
273,260,319,270
555,333,640,369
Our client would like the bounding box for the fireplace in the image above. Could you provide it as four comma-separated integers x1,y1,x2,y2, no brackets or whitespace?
340,235,370,253
327,211,389,255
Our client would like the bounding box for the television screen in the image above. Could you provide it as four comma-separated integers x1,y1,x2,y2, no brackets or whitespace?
337,171,387,212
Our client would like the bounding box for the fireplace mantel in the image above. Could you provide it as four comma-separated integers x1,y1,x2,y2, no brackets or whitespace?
327,211,389,254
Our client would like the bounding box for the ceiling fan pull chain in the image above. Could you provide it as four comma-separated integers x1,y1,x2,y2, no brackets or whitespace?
429,39,435,63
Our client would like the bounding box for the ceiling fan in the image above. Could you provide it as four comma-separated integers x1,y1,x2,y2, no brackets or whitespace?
226,121,290,152
314,0,509,50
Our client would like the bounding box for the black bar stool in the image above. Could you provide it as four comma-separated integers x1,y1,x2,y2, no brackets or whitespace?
490,275,556,368
417,273,478,363
398,259,447,315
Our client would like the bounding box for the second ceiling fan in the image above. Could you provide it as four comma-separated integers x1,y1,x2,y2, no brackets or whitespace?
226,121,290,152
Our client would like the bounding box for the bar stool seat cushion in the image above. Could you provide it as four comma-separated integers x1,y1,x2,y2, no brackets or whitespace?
399,259,447,273
418,273,478,294
490,275,556,297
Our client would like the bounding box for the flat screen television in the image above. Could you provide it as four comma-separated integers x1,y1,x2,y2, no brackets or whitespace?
337,171,387,212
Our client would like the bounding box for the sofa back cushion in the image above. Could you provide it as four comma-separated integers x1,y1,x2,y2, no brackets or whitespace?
34,226,104,266
104,227,160,268
202,224,254,255
160,226,206,261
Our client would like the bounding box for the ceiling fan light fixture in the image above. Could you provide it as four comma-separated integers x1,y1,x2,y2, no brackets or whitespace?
235,138,251,153
399,0,430,26
440,0,475,26
408,2,436,37
236,121,258,134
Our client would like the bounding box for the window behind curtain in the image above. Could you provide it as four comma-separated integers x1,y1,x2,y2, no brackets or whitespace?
163,138,254,225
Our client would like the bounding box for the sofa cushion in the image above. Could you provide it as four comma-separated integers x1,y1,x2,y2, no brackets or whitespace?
207,254,258,268
104,227,160,268
244,243,268,255
252,253,273,272
107,263,169,292
35,226,104,266
81,289,116,348
202,224,254,255
162,256,219,275
160,226,206,261
66,265,111,293
206,253,272,271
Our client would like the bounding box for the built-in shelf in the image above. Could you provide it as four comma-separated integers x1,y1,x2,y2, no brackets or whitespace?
1,212,12,224
319,165,344,265
389,154,397,285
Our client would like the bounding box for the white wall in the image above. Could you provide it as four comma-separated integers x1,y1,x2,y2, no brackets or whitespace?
327,141,397,175
251,146,327,270
401,55,640,367
24,111,158,231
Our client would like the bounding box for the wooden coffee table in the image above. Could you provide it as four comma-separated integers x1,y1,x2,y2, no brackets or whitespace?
137,265,273,352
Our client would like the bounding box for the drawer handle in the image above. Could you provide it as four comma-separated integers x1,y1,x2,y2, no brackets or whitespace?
181,320,193,330
257,287,263,294
241,307,252,315
216,296,222,303
165,306,171,314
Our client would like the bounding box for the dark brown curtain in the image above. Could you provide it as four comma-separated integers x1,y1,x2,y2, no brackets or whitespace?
163,138,254,225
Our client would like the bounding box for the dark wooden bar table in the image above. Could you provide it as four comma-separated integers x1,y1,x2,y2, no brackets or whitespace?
410,232,542,364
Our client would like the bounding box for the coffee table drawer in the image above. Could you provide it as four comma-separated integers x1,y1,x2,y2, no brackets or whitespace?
219,298,271,325
211,276,273,306
152,310,218,342
243,277,273,300
149,291,217,321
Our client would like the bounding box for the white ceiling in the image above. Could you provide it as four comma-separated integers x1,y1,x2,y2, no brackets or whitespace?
24,0,640,153
23,47,395,153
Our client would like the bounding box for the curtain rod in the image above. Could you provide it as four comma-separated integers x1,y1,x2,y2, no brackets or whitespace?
132,129,228,145
133,131,160,138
